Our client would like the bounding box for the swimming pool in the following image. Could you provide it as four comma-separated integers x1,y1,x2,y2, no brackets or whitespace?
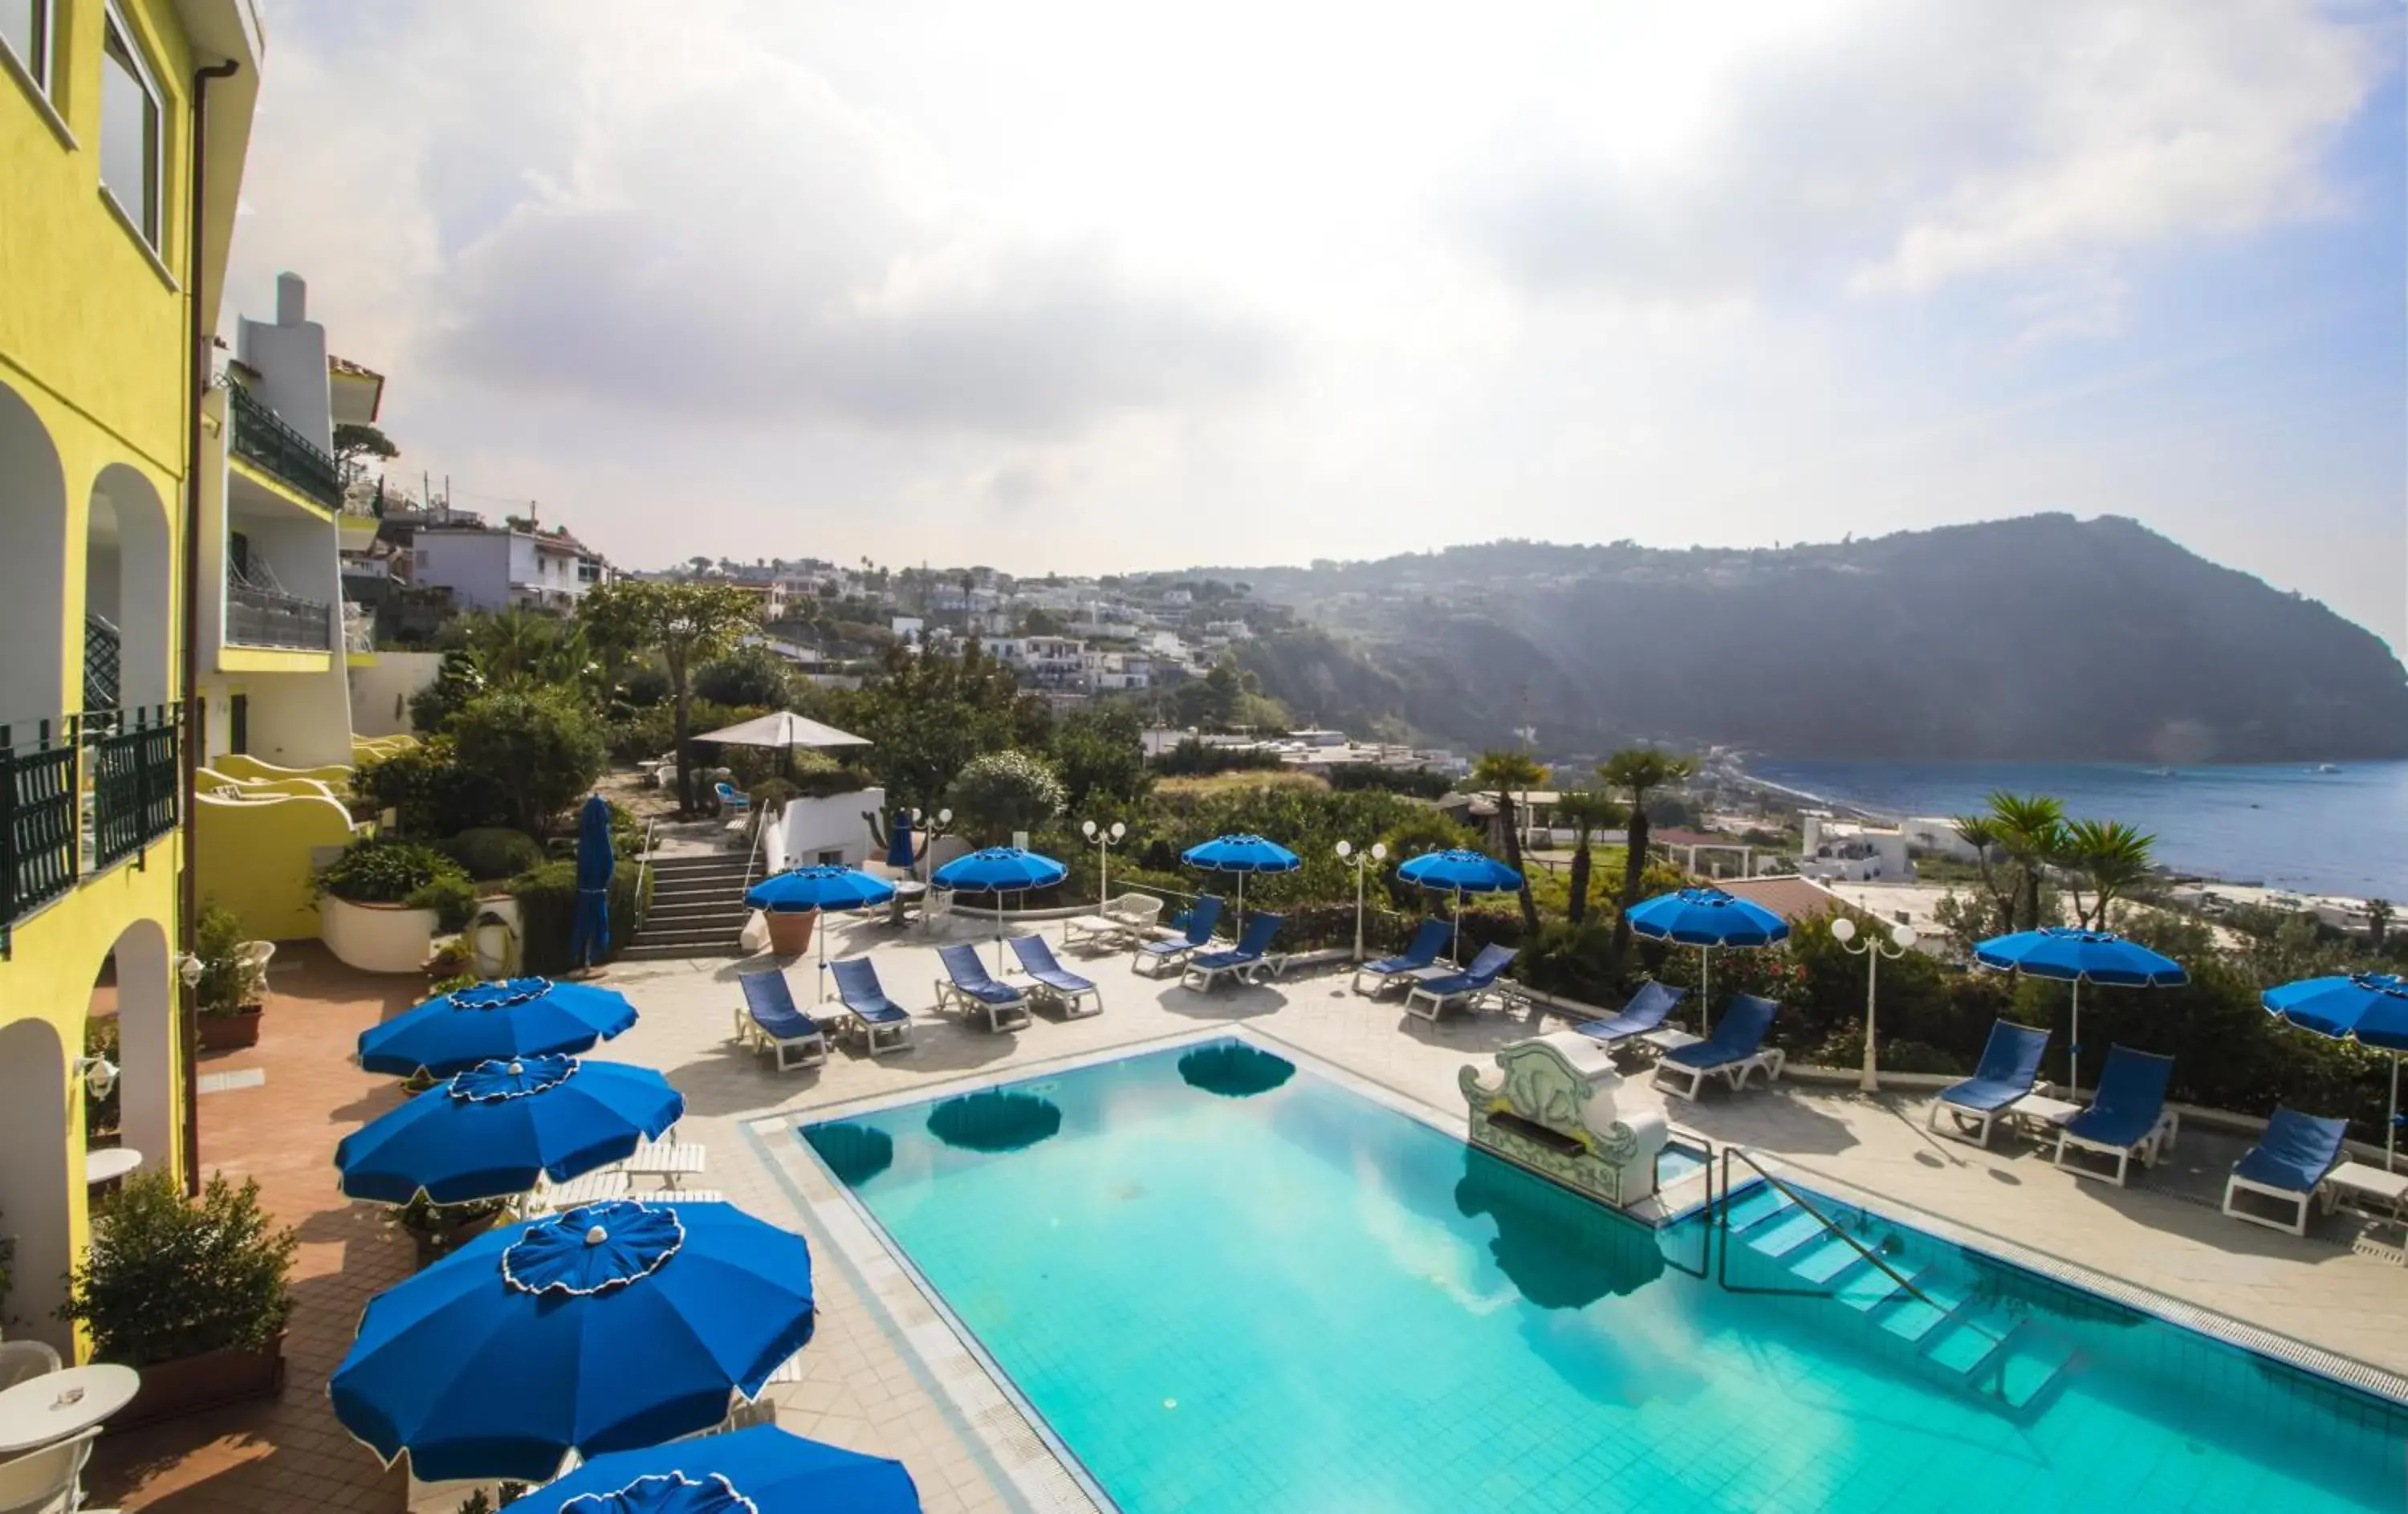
801,1038,2406,1512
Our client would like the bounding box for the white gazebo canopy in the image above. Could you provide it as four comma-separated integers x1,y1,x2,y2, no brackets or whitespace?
690,711,872,750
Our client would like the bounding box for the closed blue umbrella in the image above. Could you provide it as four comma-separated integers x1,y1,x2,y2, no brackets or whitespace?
335,1055,684,1205
1182,834,1301,944
1975,927,2186,1095
2265,973,2408,1170
332,1198,816,1483
1397,848,1523,963
744,866,897,1003
1626,888,1792,1035
359,978,638,1079
523,1426,919,1514
886,809,916,870
933,848,1068,971
568,795,614,970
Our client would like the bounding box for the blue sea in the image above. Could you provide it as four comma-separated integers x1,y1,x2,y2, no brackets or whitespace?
1742,759,2408,898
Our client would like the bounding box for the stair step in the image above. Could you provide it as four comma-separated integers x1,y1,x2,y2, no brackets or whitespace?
1747,1211,1836,1260
1922,1307,2012,1374
1993,1334,2077,1412
1722,1184,1794,1235
648,901,750,920
1788,1235,1872,1286
1873,1276,1968,1345
618,944,742,961
1834,1261,1914,1314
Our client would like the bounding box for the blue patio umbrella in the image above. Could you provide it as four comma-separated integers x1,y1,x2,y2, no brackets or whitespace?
331,1198,816,1483
523,1426,920,1514
1181,834,1301,944
1397,848,1524,964
743,865,897,1002
359,978,638,1080
1626,888,1792,1035
335,1055,685,1205
567,794,615,970
933,848,1068,971
1974,927,2186,1095
886,809,916,870
2265,973,2408,1170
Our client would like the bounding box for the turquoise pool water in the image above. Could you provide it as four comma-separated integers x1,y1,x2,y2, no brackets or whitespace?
803,1040,2406,1512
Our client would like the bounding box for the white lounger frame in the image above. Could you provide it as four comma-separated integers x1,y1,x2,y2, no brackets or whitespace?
1652,1047,1786,1103
732,1003,828,1072
1926,1094,2019,1149
1180,952,1281,993
2223,1167,2340,1236
1401,976,1504,1021
933,975,1032,1032
2055,1109,2179,1186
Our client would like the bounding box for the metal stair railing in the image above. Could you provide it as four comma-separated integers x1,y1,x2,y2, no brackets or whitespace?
1719,1146,1950,1316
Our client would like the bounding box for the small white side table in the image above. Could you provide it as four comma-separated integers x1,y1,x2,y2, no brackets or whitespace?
85,1148,142,1187
0,1363,141,1455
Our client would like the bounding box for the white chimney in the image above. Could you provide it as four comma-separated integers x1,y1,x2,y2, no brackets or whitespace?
276,272,307,326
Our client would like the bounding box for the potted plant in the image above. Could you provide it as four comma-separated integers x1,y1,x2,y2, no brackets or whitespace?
389,1193,510,1271
59,1172,297,1425
315,837,475,974
193,903,269,1051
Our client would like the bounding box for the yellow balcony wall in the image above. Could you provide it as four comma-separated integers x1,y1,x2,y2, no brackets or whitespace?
197,788,368,941
209,751,354,787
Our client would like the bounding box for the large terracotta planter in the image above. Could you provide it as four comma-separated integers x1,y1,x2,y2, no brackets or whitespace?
765,909,817,957
111,1334,287,1430
320,894,440,974
196,1007,262,1051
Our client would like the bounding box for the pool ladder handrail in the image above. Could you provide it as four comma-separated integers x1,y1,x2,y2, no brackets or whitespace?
1721,1147,1956,1325
1655,1124,1718,1279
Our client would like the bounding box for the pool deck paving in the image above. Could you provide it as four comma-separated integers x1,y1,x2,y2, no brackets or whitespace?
93,918,2408,1512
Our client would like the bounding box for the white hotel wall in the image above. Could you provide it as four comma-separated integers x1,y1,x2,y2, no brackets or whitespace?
767,788,887,871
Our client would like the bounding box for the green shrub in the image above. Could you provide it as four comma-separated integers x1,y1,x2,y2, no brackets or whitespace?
316,837,470,907
353,739,511,838
748,778,799,815
444,827,546,881
948,750,1066,844
193,901,264,1015
405,872,481,932
449,688,608,838
508,859,651,974
60,1171,297,1366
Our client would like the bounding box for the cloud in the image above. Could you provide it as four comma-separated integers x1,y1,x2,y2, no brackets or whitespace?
1448,0,2390,326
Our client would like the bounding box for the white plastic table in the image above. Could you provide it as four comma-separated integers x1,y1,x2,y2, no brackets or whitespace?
0,1364,141,1455
2005,1092,2084,1134
84,1148,142,1186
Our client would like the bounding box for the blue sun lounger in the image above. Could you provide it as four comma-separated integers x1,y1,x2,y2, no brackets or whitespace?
1401,942,1519,1021
1135,895,1222,977
935,943,1032,1032
1571,980,1689,1052
1182,913,1287,992
2055,1045,2177,1186
1009,935,1103,1016
1352,918,1450,996
2223,1105,2350,1235
1927,1020,2052,1147
734,970,828,1072
1653,992,1784,1101
828,957,916,1056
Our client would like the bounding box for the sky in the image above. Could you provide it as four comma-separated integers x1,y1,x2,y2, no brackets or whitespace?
230,0,2408,657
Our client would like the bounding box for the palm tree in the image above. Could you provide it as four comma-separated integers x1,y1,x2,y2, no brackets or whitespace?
1951,813,2008,934
2057,818,2156,929
1470,750,1548,933
1982,791,2066,931
2369,898,2394,947
1600,747,1698,960
1553,788,1627,928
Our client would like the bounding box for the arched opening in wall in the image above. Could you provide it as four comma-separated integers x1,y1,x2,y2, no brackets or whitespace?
0,1017,71,1351
85,466,173,714
88,918,174,1180
0,381,69,727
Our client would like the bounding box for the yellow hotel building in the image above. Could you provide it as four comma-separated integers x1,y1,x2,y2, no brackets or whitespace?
0,0,262,1353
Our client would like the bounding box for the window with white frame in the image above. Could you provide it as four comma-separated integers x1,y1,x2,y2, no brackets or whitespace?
100,5,165,248
0,0,50,96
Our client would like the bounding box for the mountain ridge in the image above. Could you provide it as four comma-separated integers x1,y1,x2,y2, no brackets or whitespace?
1202,515,2408,763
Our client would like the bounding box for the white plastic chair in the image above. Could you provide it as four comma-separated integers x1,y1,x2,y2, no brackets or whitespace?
0,1426,99,1514
0,1341,59,1391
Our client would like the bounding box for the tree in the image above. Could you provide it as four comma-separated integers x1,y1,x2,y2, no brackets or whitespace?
1470,750,1548,933
2056,818,2155,929
579,580,761,812
448,688,609,837
1950,813,2010,936
1051,705,1152,816
1599,747,1698,961
1982,792,2066,931
948,750,1066,844
1021,606,1066,637
333,421,397,482
834,641,1051,812
2370,898,2394,947
408,649,486,733
1552,788,1627,928
692,645,803,709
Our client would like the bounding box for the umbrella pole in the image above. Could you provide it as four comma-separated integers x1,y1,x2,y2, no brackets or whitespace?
1452,887,1462,965
1701,945,1713,1038
1237,873,1246,944
2069,979,2082,1097
2390,1054,2399,1174
815,909,826,1005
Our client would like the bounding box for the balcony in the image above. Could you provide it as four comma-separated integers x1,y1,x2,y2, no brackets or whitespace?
0,707,181,952
227,381,344,511
228,577,336,651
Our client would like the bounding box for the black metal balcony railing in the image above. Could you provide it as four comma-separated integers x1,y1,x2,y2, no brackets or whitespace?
84,613,121,711
227,579,336,651
0,707,180,953
228,381,344,510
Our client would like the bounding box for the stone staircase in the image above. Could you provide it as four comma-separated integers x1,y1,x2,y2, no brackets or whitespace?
620,851,755,961
1720,1180,2078,1421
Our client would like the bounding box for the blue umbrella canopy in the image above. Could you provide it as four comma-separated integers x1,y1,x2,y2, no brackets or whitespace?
1975,927,2186,1095
525,1426,920,1514
568,795,615,969
2265,974,2408,1170
359,979,638,1080
745,865,897,915
1396,848,1523,894
1181,834,1303,873
930,848,1068,892
332,1199,816,1483
335,1055,684,1205
886,809,916,870
1625,889,1791,1036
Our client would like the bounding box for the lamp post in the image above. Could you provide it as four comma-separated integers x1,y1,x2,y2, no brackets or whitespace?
1081,819,1127,907
909,808,953,883
1335,840,1389,962
1829,915,1918,1093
